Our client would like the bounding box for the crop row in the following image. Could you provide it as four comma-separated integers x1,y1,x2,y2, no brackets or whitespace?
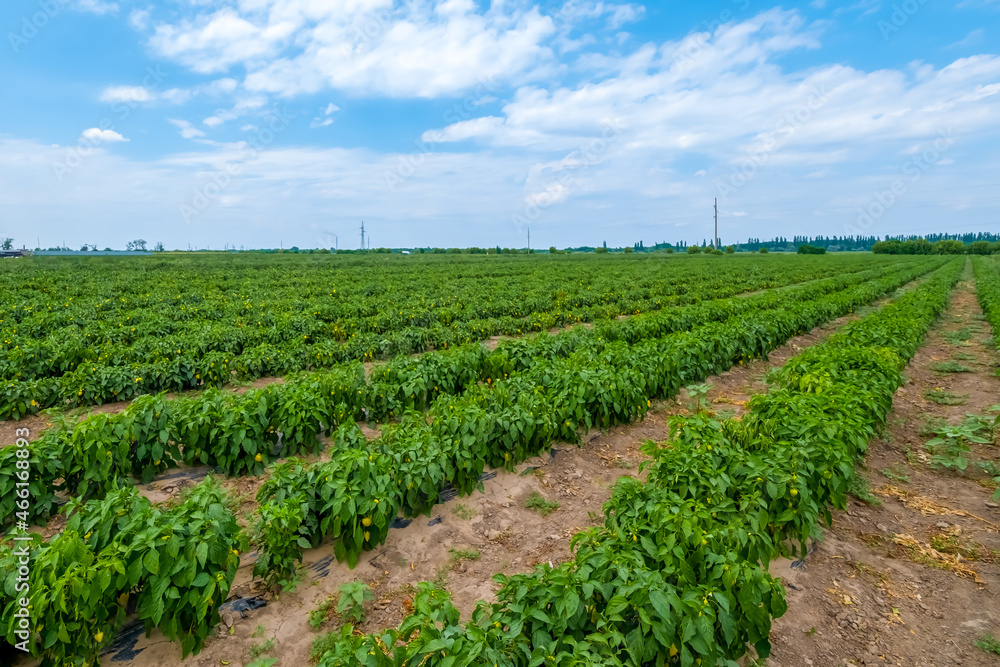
249,259,950,584
0,259,939,530
0,479,243,667
972,256,1000,348
0,255,916,416
0,259,951,664
312,260,963,666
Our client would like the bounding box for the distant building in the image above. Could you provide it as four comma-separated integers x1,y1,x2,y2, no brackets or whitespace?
0,246,31,259
31,250,154,256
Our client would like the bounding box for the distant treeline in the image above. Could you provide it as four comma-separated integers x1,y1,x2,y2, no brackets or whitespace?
627,233,1000,253
872,238,1000,255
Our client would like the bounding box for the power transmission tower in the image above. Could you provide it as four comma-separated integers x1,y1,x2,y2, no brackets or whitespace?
527,227,530,252
360,221,365,249
713,198,719,249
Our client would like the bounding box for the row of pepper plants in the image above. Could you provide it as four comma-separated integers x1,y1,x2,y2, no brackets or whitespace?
0,254,921,418
0,259,940,531
0,259,948,663
0,478,244,666
248,259,950,586
310,259,963,666
972,256,1000,348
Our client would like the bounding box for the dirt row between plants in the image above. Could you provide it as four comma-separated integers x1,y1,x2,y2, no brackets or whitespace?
763,265,1000,667
102,283,896,667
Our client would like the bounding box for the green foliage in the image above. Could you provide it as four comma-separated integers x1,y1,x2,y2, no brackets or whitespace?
336,581,373,624
524,491,561,517
307,258,964,666
309,597,335,630
924,416,993,472
943,326,974,345
245,659,277,667
685,382,712,412
448,547,481,563
249,637,276,658
930,360,973,373
880,466,910,483
923,388,968,405
847,475,883,506
797,244,826,255
0,478,244,665
975,633,1000,655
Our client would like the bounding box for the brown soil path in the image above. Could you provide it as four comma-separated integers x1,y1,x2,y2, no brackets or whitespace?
765,263,1000,667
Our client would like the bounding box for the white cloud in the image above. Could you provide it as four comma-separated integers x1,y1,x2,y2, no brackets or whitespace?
947,29,985,50
143,1,563,98
75,0,118,15
9,8,1000,250
167,118,206,139
160,88,194,104
80,128,128,142
310,102,341,128
99,85,154,104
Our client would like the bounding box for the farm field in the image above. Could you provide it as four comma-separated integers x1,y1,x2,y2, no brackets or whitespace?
2,253,999,666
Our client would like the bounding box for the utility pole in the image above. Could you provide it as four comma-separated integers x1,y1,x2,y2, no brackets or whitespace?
714,198,718,249
360,221,365,249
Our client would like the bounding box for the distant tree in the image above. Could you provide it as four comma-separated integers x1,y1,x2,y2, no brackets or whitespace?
595,246,609,254
797,244,826,255
2,238,13,250
759,247,769,254
686,245,701,254
79,244,90,252
931,240,965,255
602,241,607,249
154,242,165,252
623,247,634,254
549,246,557,254
666,247,674,254
724,245,735,254
968,240,992,255
133,239,147,251
103,247,113,252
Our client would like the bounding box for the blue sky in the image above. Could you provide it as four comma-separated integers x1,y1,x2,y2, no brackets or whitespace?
1,0,998,250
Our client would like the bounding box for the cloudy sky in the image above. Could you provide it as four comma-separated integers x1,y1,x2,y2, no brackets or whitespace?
2,0,998,250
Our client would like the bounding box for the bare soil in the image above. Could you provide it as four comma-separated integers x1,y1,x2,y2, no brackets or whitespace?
764,267,1000,667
